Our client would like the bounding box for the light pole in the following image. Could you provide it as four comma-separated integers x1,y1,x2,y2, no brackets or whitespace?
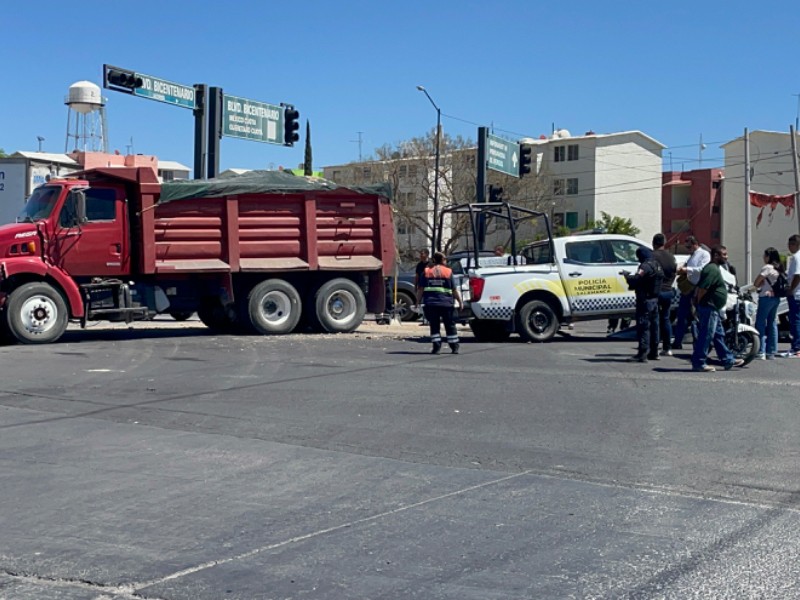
36,136,45,152
416,85,441,251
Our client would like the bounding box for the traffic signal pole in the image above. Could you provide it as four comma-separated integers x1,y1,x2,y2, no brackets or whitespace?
193,84,207,179
207,87,223,179
477,126,488,250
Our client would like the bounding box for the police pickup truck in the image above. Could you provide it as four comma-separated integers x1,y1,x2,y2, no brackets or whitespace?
441,202,668,343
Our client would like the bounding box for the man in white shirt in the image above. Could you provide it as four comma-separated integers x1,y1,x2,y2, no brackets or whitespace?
672,236,711,349
780,234,800,357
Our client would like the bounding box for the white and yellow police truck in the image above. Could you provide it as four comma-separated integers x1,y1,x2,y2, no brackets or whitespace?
440,202,665,343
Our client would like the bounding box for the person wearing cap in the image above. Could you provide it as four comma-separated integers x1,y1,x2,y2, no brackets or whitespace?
622,247,664,363
417,251,463,354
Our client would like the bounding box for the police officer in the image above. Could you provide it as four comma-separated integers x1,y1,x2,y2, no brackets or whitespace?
623,246,664,362
417,251,463,354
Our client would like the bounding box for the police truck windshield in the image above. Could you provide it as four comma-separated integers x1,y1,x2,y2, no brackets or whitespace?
17,186,61,223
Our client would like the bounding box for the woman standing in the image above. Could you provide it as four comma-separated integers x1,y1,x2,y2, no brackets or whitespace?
753,247,783,360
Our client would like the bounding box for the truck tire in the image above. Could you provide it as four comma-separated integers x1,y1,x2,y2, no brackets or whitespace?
169,310,194,322
469,319,511,342
246,279,302,335
6,282,69,344
198,302,235,332
516,299,559,343
313,278,366,333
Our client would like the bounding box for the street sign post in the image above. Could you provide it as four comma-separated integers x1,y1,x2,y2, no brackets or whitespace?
486,132,520,178
221,94,284,145
134,73,196,110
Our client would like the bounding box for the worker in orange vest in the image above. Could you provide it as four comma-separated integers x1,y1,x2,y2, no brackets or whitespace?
417,251,463,354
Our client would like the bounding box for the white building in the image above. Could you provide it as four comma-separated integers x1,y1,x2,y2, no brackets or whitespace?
721,130,800,281
0,152,80,225
527,129,664,242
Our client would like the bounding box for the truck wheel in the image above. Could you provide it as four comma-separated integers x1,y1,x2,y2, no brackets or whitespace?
469,319,511,342
516,299,559,343
394,289,419,322
169,311,194,322
6,282,69,344
313,278,366,333
247,279,301,334
198,302,234,332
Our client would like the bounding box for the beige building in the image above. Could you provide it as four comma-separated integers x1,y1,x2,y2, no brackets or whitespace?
721,130,800,281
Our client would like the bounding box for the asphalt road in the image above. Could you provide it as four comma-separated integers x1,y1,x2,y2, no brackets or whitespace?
1,318,800,599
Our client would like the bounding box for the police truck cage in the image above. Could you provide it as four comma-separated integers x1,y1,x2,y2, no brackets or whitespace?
437,202,555,269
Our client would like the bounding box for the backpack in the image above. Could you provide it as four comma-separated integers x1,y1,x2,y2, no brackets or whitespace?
771,271,789,298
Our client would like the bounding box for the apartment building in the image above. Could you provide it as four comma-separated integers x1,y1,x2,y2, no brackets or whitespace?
721,130,800,280
662,168,724,251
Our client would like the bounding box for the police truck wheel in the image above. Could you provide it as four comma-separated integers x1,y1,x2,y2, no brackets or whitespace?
6,282,69,344
313,278,366,333
516,299,559,342
247,279,302,335
169,310,194,321
469,319,511,342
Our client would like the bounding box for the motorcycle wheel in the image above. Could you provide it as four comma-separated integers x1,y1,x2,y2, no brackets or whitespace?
732,329,760,365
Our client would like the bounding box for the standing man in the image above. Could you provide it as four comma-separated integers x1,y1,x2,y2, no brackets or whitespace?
652,233,677,356
719,245,737,278
673,236,711,350
414,249,431,293
623,247,664,362
780,234,800,358
691,245,745,372
417,251,463,354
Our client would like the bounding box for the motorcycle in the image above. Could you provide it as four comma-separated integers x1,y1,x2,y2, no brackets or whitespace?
718,284,760,365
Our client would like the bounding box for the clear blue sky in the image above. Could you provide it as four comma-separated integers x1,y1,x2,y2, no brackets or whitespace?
3,0,798,174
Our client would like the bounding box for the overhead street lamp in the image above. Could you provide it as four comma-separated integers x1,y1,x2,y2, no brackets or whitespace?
416,85,441,251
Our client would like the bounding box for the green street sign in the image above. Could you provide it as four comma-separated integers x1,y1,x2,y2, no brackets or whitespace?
134,73,196,110
222,94,283,144
486,132,520,178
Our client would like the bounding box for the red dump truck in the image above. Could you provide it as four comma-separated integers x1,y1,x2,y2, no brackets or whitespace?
0,166,395,344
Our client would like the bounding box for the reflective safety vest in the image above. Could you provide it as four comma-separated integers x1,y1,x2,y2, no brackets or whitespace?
422,265,455,307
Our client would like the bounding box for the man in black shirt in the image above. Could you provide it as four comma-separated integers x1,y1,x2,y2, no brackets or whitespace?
651,233,677,356
623,246,664,362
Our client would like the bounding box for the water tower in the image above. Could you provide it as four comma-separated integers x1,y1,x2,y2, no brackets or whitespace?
64,81,108,153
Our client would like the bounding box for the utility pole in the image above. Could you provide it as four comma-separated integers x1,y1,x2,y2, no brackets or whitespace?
744,128,752,283
791,125,800,235
350,131,363,162
794,94,800,132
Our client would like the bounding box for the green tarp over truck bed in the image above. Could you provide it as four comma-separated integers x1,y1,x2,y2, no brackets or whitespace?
158,170,392,204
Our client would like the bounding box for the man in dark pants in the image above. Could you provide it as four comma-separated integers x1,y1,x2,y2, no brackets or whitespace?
652,233,677,356
623,247,664,362
417,251,463,354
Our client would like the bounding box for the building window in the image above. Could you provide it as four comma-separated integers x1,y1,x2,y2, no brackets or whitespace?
397,220,408,235
332,170,341,180
670,219,689,234
712,230,720,239
161,171,174,182
568,144,579,161
554,146,565,162
399,165,407,177
553,179,565,196
566,178,579,195
712,206,720,214
712,180,721,189
409,164,418,177
362,167,371,177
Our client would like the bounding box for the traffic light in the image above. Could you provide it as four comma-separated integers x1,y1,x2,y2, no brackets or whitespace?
103,65,143,92
283,105,300,146
488,184,504,202
519,143,532,177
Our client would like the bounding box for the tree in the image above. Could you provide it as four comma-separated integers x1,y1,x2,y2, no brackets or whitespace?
370,131,551,264
0,148,8,158
303,121,312,176
584,211,641,236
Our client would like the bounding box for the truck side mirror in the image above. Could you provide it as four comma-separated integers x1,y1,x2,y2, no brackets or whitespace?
74,190,87,224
